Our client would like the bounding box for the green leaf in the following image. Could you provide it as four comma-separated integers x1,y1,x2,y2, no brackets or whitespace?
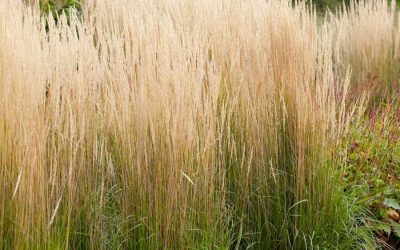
349,152,358,161
376,179,385,188
383,198,400,210
376,222,391,234
391,221,400,237
380,208,388,219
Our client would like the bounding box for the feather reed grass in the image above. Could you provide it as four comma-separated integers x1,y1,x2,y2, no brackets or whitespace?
0,0,383,249
332,0,400,104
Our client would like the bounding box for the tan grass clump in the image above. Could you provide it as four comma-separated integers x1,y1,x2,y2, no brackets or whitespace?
332,0,400,103
0,0,362,249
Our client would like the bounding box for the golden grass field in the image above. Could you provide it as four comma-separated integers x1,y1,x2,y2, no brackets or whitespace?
1,0,400,249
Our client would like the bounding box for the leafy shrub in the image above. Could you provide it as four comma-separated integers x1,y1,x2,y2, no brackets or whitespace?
341,105,400,248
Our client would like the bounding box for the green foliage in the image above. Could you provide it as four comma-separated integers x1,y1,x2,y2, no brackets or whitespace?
304,0,400,12
341,105,400,247
40,0,82,25
293,0,350,12
312,0,350,10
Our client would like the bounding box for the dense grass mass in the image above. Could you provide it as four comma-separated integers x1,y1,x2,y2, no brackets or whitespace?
1,0,399,249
